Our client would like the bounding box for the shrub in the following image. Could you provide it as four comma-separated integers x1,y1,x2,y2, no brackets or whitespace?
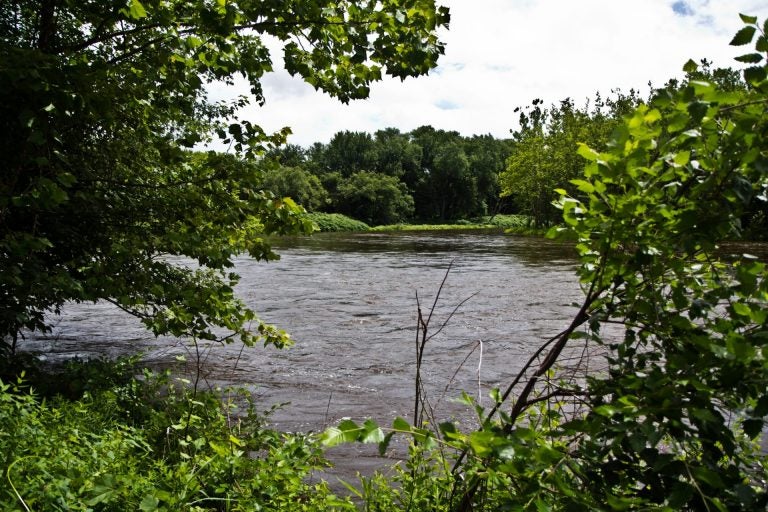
0,364,354,511
307,213,370,232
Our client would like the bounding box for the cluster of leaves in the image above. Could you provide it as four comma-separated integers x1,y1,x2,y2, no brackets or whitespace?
499,62,768,233
367,214,530,232
0,0,448,353
324,14,768,511
0,360,354,511
261,127,514,224
306,212,371,232
502,91,651,228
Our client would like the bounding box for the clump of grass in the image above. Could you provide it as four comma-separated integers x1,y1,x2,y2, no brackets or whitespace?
475,214,529,229
371,214,533,232
308,213,370,232
307,212,536,233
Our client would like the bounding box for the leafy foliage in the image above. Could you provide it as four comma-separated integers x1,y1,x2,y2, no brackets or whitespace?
260,164,330,212
274,125,513,224
502,93,643,227
306,212,371,232
337,171,415,225
324,14,768,511
0,0,449,351
0,363,354,511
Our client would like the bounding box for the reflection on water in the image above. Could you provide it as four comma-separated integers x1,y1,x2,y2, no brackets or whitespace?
272,230,578,266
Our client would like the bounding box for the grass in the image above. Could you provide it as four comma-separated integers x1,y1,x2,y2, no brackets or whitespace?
307,212,370,232
307,213,535,233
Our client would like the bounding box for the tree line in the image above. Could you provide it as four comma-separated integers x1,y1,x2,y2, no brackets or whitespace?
258,127,511,225
256,62,767,236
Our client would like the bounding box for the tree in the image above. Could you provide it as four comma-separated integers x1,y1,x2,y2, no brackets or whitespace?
464,134,511,216
260,165,330,212
265,143,308,168
336,171,414,225
428,142,475,220
502,94,639,227
373,127,422,178
408,125,472,220
0,0,449,353
320,130,380,177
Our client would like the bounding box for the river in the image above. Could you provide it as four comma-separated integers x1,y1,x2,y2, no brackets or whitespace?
22,232,766,479
25,231,584,430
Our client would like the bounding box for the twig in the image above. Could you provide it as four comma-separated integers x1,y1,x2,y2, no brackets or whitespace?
477,339,484,406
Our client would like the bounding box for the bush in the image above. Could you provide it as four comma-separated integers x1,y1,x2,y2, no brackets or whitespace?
307,212,370,232
473,214,529,229
0,363,354,511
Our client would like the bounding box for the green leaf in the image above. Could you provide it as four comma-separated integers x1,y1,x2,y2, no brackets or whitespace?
594,405,619,418
392,416,411,432
320,420,363,447
742,418,763,438
739,13,758,24
691,466,725,489
730,26,756,46
757,35,768,52
744,66,767,84
576,143,599,161
139,495,160,512
731,302,752,317
683,59,698,73
468,430,495,457
735,53,764,63
361,419,384,443
127,0,147,19
673,150,691,166
571,179,595,193
378,432,395,455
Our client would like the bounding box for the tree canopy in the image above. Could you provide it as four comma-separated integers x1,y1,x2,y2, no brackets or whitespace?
0,0,449,352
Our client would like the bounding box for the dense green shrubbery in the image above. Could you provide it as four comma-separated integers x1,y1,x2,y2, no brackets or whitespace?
308,213,371,232
324,15,768,511
0,360,353,511
475,214,529,229
369,214,529,231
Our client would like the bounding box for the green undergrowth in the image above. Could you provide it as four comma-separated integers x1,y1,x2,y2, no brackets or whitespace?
308,212,532,233
308,212,371,232
371,215,528,231
0,357,353,511
371,214,530,232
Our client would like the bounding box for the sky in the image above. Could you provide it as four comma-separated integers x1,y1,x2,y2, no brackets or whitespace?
209,0,768,148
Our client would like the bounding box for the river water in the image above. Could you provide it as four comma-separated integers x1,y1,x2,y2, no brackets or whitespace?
23,231,588,480
22,231,768,478
26,231,585,431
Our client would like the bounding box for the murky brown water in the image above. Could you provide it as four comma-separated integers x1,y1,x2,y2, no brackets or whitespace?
21,232,768,479
24,232,583,429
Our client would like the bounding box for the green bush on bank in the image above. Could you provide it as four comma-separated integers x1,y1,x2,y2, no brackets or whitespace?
371,214,530,232
0,360,353,512
308,212,533,233
308,213,371,232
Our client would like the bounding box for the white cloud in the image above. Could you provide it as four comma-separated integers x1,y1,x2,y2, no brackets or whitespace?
208,0,768,147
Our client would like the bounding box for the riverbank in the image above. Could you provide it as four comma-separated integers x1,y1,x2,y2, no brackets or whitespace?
307,212,548,235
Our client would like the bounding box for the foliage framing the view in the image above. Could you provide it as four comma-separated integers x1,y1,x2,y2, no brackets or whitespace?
0,0,449,351
325,14,768,511
0,363,357,511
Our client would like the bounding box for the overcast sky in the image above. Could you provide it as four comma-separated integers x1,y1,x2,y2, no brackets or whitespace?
210,0,768,147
